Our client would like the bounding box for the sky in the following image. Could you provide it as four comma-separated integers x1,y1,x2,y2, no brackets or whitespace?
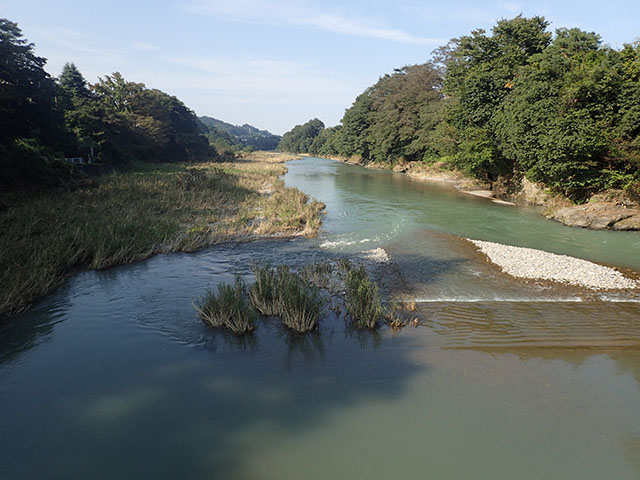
2,0,639,134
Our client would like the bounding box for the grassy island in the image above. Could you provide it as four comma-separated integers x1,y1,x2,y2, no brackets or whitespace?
0,152,325,319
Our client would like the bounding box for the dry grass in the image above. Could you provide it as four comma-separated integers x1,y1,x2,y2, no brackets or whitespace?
0,152,324,319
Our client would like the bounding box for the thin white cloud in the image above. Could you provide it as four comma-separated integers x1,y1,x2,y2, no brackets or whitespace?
182,0,442,45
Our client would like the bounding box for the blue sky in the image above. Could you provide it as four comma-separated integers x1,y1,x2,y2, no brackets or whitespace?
2,0,639,134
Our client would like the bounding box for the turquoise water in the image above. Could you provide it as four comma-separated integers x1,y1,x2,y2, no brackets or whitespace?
1,157,639,479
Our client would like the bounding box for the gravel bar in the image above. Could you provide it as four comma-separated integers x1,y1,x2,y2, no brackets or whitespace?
469,239,639,290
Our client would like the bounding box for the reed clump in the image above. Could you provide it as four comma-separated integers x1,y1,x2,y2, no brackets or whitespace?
301,261,332,288
249,264,322,333
276,266,322,333
248,263,279,316
344,265,383,329
194,276,256,335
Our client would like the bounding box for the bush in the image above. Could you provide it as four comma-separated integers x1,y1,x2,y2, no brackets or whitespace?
345,266,382,329
0,138,73,192
195,275,255,334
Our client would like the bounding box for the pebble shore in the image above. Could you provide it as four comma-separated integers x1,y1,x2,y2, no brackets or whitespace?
469,239,639,290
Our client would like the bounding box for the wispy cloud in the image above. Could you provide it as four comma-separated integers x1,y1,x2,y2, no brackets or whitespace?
182,0,442,45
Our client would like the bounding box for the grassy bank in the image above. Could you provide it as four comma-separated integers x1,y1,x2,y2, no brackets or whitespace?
0,151,324,319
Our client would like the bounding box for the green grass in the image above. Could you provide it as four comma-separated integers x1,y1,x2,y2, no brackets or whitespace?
300,261,332,288
344,266,383,329
194,276,255,335
249,264,323,333
1,153,324,319
248,263,279,316
275,266,322,333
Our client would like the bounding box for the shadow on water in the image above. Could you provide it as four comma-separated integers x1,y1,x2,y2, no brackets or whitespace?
0,241,429,480
0,288,71,366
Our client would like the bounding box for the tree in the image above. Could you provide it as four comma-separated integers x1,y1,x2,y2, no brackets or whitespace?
494,28,624,199
278,118,325,153
0,18,63,147
444,15,552,179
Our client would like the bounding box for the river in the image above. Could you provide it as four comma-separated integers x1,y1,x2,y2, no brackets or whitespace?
1,156,639,479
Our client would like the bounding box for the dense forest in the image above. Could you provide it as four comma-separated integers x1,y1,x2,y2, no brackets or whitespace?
0,18,227,194
279,16,640,202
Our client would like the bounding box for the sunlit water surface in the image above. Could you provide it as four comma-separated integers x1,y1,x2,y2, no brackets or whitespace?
1,157,639,479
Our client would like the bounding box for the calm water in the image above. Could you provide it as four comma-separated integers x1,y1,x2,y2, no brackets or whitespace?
1,157,639,479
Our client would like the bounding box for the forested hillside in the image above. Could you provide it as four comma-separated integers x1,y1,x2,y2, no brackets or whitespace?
199,116,281,151
280,16,640,202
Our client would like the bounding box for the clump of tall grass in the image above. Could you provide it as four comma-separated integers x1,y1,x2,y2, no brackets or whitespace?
276,266,322,333
249,262,278,316
301,261,332,288
345,266,383,329
249,264,322,333
194,275,255,335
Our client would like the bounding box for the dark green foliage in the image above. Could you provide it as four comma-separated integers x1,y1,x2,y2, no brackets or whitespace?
195,276,256,334
345,266,382,329
311,15,640,201
278,118,325,153
0,19,63,148
91,73,213,164
1,18,218,195
0,138,73,192
494,29,639,200
313,64,444,164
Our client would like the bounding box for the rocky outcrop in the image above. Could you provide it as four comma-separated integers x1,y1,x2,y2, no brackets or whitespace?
545,203,640,231
512,178,551,206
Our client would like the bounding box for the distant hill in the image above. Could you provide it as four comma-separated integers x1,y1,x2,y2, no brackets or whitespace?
198,116,281,151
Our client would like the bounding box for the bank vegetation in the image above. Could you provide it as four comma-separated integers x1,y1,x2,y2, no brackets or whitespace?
0,152,324,319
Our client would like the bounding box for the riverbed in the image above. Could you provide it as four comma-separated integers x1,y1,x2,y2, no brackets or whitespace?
1,157,639,479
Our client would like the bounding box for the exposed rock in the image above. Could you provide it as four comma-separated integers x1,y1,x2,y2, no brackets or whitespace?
513,178,551,206
546,202,640,231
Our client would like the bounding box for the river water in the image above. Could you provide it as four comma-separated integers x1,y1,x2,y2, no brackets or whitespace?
1,157,639,479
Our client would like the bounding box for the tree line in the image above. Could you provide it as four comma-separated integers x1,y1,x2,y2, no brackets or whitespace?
279,16,640,202
1,18,218,194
